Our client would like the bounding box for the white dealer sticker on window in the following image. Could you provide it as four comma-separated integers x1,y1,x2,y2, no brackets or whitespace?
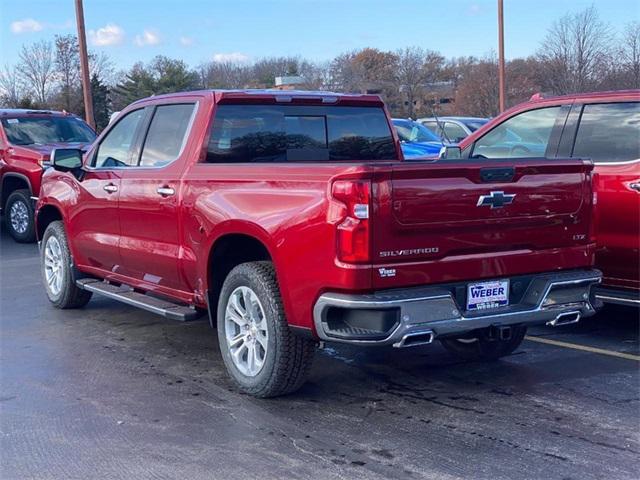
466,280,509,311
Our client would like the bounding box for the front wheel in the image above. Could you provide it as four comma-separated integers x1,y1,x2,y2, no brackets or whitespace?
440,325,527,361
41,221,92,309
217,261,316,398
5,189,36,243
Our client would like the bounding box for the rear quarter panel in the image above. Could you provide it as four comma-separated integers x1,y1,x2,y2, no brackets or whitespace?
181,163,374,329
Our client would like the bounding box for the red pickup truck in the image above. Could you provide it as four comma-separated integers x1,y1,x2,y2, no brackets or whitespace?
36,90,601,397
0,109,96,242
450,90,639,307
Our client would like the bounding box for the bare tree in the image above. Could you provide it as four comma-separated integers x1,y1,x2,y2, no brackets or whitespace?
330,48,397,94
199,61,252,89
538,6,613,94
394,47,444,117
454,55,500,117
17,40,55,105
620,21,640,88
89,51,115,85
0,65,25,107
54,35,80,111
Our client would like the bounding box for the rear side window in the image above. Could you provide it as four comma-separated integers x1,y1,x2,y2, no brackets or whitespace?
472,107,561,159
205,105,397,163
140,104,195,167
572,102,640,163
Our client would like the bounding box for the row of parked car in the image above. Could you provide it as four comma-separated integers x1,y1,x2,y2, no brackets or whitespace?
393,116,489,159
0,89,637,398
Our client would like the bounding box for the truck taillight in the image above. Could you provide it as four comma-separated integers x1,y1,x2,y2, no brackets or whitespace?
331,180,371,263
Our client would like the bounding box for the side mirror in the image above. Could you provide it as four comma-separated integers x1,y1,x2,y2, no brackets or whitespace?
51,148,83,171
438,145,462,160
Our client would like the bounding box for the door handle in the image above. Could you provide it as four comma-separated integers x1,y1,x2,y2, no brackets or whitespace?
629,182,640,192
156,186,175,197
103,183,118,193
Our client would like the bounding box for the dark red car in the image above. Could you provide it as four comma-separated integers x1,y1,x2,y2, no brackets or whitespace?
36,90,600,397
0,109,96,242
450,90,640,307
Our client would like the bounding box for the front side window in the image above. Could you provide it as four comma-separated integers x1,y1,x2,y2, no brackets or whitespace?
206,105,397,163
472,107,561,159
140,104,195,167
572,102,640,163
93,109,145,168
1,116,96,146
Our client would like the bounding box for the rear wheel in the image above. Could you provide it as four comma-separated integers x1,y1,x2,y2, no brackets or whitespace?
217,261,316,398
5,189,36,243
41,221,92,309
440,325,527,361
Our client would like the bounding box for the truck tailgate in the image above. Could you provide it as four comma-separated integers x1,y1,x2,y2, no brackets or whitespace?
371,159,594,289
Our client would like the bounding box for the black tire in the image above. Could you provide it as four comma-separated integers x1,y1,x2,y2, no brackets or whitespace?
440,325,527,361
217,261,316,398
41,220,92,309
5,189,36,243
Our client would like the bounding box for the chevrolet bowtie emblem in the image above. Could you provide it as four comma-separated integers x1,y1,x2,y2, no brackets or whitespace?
477,191,516,209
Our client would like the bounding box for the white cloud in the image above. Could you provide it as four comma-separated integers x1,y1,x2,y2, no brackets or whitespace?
10,18,44,34
467,4,481,15
134,30,161,47
88,23,125,46
212,52,250,63
179,36,194,46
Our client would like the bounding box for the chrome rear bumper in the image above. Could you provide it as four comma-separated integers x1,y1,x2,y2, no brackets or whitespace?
313,269,601,347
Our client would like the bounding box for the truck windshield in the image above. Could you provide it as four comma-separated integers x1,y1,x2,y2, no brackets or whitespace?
206,104,398,162
1,116,96,146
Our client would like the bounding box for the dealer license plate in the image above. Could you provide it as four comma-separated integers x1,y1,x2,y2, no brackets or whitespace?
466,280,509,311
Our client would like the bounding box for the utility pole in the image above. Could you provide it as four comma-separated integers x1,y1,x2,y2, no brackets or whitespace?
75,0,95,129
498,0,506,113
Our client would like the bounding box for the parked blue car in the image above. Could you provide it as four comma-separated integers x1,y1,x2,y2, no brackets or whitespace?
392,118,443,159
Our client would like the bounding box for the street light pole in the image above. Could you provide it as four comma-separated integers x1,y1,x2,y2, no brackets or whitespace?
498,0,506,113
75,0,95,129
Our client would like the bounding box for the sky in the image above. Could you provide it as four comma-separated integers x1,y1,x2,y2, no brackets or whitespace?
2,0,639,70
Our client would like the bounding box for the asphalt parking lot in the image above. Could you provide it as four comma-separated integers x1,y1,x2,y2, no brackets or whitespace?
1,226,639,480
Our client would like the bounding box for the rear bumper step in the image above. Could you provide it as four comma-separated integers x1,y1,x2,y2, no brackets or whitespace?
594,286,640,307
76,279,202,321
313,269,601,347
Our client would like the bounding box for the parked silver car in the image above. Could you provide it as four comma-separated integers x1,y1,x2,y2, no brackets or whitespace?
418,116,489,143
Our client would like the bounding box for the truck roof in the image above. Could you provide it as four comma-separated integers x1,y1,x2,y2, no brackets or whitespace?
528,89,640,104
130,89,385,106
0,108,75,117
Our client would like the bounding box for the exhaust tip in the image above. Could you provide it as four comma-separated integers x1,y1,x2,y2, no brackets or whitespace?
393,330,435,348
547,311,581,327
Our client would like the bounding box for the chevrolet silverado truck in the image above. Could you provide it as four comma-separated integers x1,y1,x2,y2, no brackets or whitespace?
0,109,96,242
449,90,639,307
36,90,601,397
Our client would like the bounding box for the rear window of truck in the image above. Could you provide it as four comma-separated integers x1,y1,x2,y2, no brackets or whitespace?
205,104,398,163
